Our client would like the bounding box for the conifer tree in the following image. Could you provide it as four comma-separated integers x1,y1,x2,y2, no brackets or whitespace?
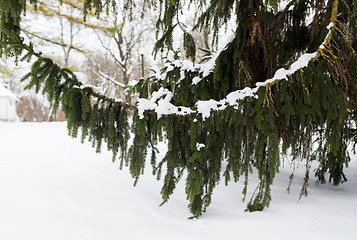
0,0,356,218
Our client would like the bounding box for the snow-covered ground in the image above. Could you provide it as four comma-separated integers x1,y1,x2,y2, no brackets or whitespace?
0,122,356,240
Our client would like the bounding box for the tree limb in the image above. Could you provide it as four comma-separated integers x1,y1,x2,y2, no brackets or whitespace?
273,0,297,29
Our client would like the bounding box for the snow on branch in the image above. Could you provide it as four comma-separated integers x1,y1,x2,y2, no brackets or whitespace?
137,0,339,120
137,87,194,119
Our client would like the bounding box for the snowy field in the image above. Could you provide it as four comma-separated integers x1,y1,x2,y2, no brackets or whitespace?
0,122,356,240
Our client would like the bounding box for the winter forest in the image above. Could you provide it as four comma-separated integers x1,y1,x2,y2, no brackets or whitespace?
0,0,356,239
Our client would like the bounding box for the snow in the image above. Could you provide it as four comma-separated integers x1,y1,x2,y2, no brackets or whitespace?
127,80,139,87
155,34,236,87
255,52,318,88
0,122,356,240
137,98,157,118
327,22,334,30
195,99,222,120
141,13,336,121
199,33,236,78
144,48,319,120
196,143,205,151
137,87,194,119
192,77,201,85
167,51,175,61
0,84,17,100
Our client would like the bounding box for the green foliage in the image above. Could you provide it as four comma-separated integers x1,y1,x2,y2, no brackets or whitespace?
1,27,132,180
0,0,37,57
1,0,356,219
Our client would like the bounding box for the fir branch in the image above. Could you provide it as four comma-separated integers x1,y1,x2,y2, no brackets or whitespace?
0,26,136,110
1,0,356,218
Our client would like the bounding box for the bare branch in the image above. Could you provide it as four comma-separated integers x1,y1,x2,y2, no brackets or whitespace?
21,29,86,54
93,29,125,69
273,0,297,29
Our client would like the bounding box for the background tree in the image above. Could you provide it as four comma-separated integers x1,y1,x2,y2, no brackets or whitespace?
0,55,54,121
2,0,156,120
22,0,156,102
0,0,356,218
85,3,156,103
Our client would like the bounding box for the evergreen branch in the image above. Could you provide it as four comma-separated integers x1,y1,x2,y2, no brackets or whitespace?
273,0,297,29
1,0,355,218
138,1,343,120
0,26,136,111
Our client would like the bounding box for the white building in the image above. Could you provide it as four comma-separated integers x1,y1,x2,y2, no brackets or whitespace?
0,84,17,121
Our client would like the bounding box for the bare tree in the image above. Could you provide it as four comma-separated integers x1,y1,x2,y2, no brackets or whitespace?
84,3,156,104
21,0,156,105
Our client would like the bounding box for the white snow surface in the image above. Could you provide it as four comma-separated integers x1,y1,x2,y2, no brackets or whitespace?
0,122,356,240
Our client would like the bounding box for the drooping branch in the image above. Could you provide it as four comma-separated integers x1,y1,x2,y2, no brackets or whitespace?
273,0,297,29
1,0,356,219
